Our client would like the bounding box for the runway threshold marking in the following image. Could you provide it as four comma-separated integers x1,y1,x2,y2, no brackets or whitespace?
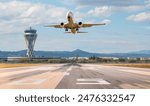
76,78,110,85
116,69,150,76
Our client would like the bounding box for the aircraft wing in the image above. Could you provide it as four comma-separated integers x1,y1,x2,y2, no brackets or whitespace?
82,23,106,28
44,25,62,28
45,24,69,28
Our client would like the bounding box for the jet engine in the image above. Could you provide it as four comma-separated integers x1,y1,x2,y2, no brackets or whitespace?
78,22,83,28
60,22,64,28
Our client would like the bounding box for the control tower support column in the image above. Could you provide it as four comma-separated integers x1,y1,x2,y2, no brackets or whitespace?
24,27,37,59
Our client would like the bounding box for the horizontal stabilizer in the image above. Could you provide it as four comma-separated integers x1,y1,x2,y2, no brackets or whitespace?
77,31,88,33
65,32,88,34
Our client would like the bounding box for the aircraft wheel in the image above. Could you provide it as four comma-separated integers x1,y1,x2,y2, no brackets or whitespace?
65,28,68,31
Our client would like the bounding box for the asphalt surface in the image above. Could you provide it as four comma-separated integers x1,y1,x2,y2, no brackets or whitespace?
0,63,149,89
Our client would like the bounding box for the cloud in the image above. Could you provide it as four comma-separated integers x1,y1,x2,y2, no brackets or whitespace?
145,0,150,3
63,0,150,18
88,6,112,17
0,1,111,36
0,1,68,35
66,0,142,6
114,5,147,12
127,12,150,22
101,19,112,24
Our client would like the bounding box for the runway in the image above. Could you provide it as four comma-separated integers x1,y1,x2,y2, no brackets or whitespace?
0,63,149,89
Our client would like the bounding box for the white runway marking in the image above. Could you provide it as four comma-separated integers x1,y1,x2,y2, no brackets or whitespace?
76,78,110,85
64,72,70,76
67,66,73,71
8,79,47,85
116,69,150,76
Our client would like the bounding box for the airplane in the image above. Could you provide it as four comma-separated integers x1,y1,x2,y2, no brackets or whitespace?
45,11,106,34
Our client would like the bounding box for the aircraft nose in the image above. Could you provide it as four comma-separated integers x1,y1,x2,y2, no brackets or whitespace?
67,11,73,17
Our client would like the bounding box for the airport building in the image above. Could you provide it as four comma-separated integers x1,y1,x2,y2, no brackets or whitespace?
7,57,28,62
24,27,37,59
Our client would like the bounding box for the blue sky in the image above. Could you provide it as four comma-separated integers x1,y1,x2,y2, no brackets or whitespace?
0,0,150,53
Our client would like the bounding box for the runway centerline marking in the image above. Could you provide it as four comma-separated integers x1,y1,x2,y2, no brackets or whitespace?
66,65,73,71
76,78,110,85
64,72,70,76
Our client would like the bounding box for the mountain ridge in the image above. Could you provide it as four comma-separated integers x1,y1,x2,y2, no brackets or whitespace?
0,49,150,58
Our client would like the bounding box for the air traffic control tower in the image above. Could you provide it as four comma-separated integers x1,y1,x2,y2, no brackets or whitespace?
24,27,37,59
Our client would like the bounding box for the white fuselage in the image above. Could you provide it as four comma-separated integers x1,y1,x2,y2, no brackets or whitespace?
67,11,77,34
